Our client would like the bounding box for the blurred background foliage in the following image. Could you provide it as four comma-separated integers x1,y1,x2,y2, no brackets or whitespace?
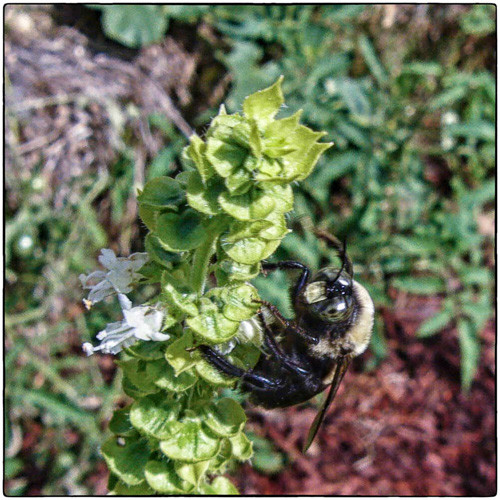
5,4,495,495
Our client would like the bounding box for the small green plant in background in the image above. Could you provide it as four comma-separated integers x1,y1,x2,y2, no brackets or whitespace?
81,78,331,494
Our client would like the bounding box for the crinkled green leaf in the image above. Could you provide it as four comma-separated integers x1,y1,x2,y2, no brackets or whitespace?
145,233,182,267
122,375,150,399
165,330,197,375
137,176,185,210
138,204,159,232
116,359,157,395
195,357,238,387
209,113,251,145
243,76,284,129
200,476,239,495
186,171,224,215
293,141,333,181
174,460,210,488
264,110,302,144
223,237,268,265
161,278,198,317
187,309,240,344
109,406,135,437
225,220,274,243
159,420,221,463
255,157,284,180
263,184,294,213
147,358,198,392
219,188,275,221
206,138,248,177
111,480,155,495
229,432,253,461
225,167,253,195
203,398,247,437
218,260,261,282
258,212,290,241
125,339,165,360
209,438,232,471
156,209,205,251
260,239,282,261
222,284,260,321
101,435,150,486
145,460,192,494
185,134,214,183
130,394,180,439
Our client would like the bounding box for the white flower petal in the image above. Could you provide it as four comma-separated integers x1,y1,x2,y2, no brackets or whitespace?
98,249,118,269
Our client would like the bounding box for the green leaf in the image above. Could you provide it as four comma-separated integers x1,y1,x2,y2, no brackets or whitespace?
101,435,150,485
130,394,180,439
112,481,155,495
145,460,192,494
204,476,239,495
358,34,388,86
417,309,453,338
445,121,494,142
457,318,480,391
217,259,261,282
209,438,233,471
137,176,185,210
206,138,248,177
195,357,238,387
174,460,210,488
160,420,221,463
109,406,135,437
203,398,247,437
392,276,446,295
229,432,253,461
221,284,260,321
223,236,268,265
187,307,240,344
243,76,284,129
156,209,205,251
116,359,158,395
185,134,214,183
98,5,168,48
186,172,224,215
148,358,198,392
138,204,159,232
161,278,198,317
219,189,275,221
125,338,166,360
165,331,197,375
145,233,182,267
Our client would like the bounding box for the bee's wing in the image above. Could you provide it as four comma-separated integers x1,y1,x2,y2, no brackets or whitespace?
303,356,351,453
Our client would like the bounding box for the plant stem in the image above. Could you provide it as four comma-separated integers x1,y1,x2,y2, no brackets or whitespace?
190,216,227,295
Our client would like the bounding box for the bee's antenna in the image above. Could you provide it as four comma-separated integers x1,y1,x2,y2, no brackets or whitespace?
314,229,354,279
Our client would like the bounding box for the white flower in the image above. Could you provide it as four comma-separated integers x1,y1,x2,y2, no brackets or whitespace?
82,294,169,356
79,249,148,306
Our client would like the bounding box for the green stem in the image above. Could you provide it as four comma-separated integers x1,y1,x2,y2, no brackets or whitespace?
190,216,227,295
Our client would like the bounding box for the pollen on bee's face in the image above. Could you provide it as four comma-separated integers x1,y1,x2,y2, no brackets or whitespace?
303,281,328,304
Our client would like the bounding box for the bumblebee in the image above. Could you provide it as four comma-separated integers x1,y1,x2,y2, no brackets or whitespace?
200,231,374,452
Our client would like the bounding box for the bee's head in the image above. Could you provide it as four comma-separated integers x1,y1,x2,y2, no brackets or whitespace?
301,242,355,323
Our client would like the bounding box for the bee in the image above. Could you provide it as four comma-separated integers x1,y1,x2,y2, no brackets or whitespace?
200,231,374,452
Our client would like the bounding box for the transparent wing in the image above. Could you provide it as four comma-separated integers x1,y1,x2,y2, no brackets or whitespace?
303,356,352,452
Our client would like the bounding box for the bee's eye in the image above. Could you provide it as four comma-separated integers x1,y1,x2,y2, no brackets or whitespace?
312,294,353,321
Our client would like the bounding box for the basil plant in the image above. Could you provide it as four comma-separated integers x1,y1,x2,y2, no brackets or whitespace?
81,77,332,494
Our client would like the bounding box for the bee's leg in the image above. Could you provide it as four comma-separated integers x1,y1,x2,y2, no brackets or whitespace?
261,261,310,300
199,345,279,388
259,312,310,375
257,299,319,344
